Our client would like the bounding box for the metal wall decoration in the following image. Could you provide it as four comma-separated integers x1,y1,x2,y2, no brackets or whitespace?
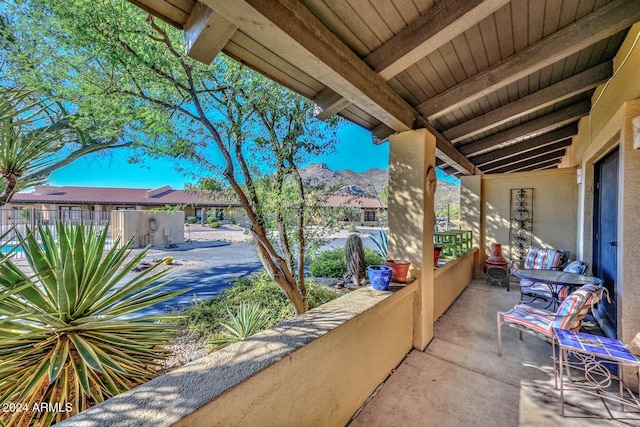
509,188,534,261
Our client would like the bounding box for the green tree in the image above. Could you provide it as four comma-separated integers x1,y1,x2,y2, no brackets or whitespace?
185,177,227,192
0,86,134,206
0,9,141,203
1,0,340,313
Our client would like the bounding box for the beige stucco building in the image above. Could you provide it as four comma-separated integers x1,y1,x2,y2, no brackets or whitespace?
7,184,245,225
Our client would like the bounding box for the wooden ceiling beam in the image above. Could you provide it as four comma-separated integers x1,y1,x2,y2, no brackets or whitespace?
313,88,353,120
129,0,192,29
201,0,413,131
417,0,640,120
313,0,506,123
481,141,571,172
371,124,395,145
511,159,562,173
443,61,611,143
441,125,577,175
459,100,591,156
470,124,577,165
489,151,565,174
365,0,509,80
201,0,477,174
184,2,237,64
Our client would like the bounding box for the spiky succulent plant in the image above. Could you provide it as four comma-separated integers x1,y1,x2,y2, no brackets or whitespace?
0,222,188,426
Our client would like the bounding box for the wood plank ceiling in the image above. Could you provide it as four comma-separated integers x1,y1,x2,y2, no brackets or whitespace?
129,0,640,176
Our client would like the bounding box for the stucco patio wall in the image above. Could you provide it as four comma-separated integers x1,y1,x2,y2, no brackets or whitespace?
433,248,478,320
460,169,578,273
110,209,185,248
59,283,417,427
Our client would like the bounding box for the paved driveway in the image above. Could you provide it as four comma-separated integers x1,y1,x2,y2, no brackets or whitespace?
129,230,381,318
129,242,262,318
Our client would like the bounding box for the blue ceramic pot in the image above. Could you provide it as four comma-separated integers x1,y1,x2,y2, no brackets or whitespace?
368,265,393,291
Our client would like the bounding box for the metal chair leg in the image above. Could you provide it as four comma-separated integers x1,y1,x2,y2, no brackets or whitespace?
497,312,503,356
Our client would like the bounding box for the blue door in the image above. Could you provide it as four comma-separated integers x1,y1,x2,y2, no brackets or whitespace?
593,148,618,338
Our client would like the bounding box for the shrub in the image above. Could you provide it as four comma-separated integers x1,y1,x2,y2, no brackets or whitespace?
173,272,340,337
208,303,270,350
187,215,198,224
365,248,385,268
309,248,346,278
309,247,385,278
0,223,188,426
208,218,220,228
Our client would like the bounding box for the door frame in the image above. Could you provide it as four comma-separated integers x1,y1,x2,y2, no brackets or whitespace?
592,147,619,338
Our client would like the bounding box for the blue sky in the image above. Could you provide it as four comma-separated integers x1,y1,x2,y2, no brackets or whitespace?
49,123,457,188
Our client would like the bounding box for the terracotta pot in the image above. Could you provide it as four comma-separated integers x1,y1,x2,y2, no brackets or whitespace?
434,244,443,267
385,259,411,283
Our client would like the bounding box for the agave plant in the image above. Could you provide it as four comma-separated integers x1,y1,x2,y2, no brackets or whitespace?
0,222,189,427
370,229,388,259
208,303,270,350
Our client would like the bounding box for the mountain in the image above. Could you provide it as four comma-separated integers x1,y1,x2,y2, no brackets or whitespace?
299,163,388,196
299,163,460,210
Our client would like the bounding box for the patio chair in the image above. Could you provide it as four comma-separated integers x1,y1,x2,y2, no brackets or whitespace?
508,247,569,291
519,260,589,308
497,283,604,356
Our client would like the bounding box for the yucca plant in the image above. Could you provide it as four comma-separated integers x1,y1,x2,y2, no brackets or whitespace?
208,303,270,350
0,222,189,427
370,229,388,259
0,88,64,205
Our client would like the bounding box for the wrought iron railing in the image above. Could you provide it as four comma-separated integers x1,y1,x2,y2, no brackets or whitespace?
0,208,111,259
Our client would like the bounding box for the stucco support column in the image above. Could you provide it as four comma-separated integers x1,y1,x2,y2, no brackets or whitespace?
388,128,435,351
461,174,484,275
619,101,640,352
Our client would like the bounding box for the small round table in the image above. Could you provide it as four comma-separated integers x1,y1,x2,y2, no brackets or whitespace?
513,269,603,308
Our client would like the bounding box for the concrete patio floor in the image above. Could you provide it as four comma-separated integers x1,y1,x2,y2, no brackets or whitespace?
349,278,640,427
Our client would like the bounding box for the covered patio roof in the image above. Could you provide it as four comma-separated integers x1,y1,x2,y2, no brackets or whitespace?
129,0,640,176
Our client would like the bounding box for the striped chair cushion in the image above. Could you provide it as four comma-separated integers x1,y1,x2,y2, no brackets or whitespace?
563,260,588,274
502,284,601,335
523,248,565,270
502,305,558,335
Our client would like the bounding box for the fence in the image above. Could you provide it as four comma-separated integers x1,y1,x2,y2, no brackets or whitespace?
0,208,112,259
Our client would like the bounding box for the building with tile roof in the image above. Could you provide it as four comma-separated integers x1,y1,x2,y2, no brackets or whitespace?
7,185,387,226
8,185,243,224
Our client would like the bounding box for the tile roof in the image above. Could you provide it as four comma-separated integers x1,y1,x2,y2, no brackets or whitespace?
11,185,237,207
11,186,387,210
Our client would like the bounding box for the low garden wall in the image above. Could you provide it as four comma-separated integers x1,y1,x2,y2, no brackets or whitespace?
59,282,417,427
433,248,478,320
59,247,478,426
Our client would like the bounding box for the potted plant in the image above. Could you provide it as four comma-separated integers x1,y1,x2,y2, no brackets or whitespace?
371,229,411,283
368,265,393,290
434,244,443,266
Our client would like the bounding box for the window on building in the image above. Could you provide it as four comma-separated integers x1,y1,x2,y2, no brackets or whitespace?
60,206,81,221
364,210,376,222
